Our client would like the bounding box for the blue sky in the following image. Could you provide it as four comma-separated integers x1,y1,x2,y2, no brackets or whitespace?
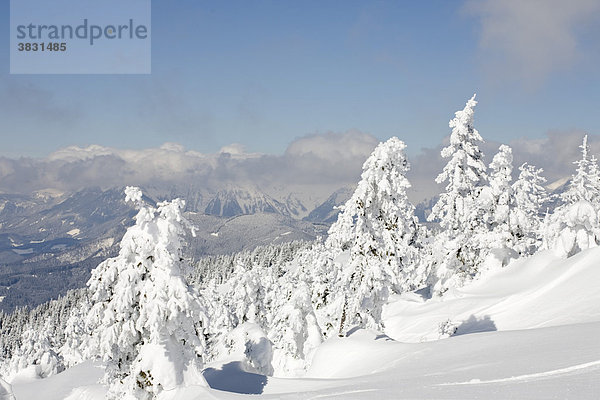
0,0,599,158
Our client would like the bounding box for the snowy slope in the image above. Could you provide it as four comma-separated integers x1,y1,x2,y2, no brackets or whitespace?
301,323,600,399
8,247,600,399
383,247,600,342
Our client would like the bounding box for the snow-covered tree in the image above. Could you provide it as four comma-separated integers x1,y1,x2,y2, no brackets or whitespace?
211,322,274,376
197,239,324,376
268,280,322,376
587,154,600,206
511,163,548,255
279,241,342,340
59,293,92,368
200,279,236,362
85,187,208,400
543,136,600,257
561,135,599,204
7,318,63,379
0,289,87,379
200,251,284,375
480,145,515,253
220,261,278,330
326,137,422,334
428,94,488,292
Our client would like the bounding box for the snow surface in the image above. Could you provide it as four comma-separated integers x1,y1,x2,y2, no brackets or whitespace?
384,247,600,342
10,246,600,399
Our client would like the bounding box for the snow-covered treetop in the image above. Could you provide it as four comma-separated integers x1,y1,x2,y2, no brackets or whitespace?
512,162,547,213
124,186,143,207
324,137,422,332
563,135,599,204
429,94,487,231
436,94,486,191
326,136,415,253
446,94,478,148
481,144,514,225
359,136,411,180
544,135,600,257
489,145,513,188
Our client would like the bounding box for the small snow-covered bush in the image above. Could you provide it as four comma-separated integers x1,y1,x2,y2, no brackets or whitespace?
269,281,323,377
438,319,458,339
544,200,599,257
212,322,274,376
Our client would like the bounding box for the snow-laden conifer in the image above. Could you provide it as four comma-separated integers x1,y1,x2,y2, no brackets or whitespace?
477,145,519,265
285,242,340,339
222,261,278,329
7,319,63,379
587,154,600,206
543,136,600,257
428,94,488,292
511,163,548,255
326,137,422,333
59,293,92,368
85,187,208,400
268,280,322,376
562,135,598,204
482,145,514,243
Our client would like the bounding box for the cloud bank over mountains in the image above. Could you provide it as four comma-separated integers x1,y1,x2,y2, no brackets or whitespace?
0,131,378,195
0,130,596,203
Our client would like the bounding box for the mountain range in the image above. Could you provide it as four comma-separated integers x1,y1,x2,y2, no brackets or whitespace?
0,183,345,311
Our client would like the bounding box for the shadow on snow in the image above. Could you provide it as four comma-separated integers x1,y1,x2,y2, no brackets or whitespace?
203,361,268,394
454,315,498,336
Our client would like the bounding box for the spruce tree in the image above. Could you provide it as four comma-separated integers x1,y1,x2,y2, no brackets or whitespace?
478,145,518,264
85,187,208,399
428,94,488,293
326,137,421,333
543,135,600,257
268,280,322,376
511,162,548,255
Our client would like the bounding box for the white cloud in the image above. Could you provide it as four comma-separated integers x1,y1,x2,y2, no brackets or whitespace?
286,130,378,161
465,0,600,87
219,143,247,155
48,145,115,162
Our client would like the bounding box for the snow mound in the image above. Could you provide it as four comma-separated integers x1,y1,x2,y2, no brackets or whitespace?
306,329,403,378
12,361,104,400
